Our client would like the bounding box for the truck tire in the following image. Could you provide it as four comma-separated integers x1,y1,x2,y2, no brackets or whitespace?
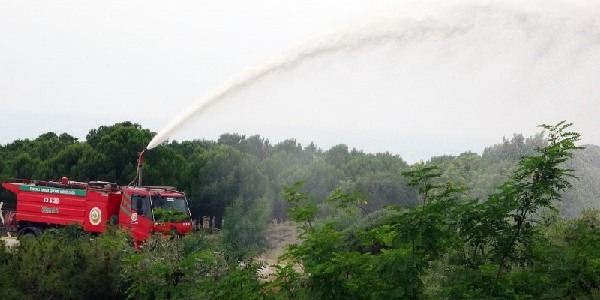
21,232,36,239
109,215,119,225
18,227,42,239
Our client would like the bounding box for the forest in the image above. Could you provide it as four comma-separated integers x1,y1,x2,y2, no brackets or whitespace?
0,121,599,299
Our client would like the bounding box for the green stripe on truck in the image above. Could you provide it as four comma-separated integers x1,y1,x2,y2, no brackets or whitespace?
19,185,87,197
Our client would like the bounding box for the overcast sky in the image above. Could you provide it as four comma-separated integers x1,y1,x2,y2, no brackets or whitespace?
1,0,599,163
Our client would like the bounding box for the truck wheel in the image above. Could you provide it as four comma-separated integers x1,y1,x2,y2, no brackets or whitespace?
18,227,41,239
109,215,119,225
21,232,36,239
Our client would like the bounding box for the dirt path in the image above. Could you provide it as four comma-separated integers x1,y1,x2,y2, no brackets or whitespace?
260,221,300,261
256,221,301,279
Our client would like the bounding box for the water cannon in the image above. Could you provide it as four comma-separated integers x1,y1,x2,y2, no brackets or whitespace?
137,149,145,187
129,149,146,187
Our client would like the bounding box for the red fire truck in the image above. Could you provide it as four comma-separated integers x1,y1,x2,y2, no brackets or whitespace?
0,152,193,243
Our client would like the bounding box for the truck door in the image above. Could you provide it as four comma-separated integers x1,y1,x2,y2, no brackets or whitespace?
120,192,154,241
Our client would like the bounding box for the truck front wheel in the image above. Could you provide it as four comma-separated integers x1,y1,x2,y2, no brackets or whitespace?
18,227,41,239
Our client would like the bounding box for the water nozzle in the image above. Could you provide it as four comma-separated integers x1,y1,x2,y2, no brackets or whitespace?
136,150,146,187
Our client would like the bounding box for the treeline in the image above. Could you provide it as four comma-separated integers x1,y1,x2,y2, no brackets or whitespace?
0,121,415,227
0,121,599,299
1,121,599,224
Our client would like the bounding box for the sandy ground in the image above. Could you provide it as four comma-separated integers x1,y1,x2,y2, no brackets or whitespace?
256,221,301,279
260,221,300,261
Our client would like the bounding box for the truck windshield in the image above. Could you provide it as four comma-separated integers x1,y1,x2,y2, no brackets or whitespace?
151,196,190,222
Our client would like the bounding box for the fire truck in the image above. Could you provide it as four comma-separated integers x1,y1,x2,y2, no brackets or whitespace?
0,152,193,243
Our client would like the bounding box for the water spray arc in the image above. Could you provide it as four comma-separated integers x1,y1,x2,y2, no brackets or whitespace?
146,2,600,151
146,15,476,150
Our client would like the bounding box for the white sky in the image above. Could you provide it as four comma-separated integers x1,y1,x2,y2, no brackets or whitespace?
1,0,599,163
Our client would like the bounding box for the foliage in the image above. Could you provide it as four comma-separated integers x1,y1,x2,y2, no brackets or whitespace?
441,121,584,298
276,176,464,299
265,121,599,299
535,209,600,298
0,225,131,300
209,262,267,300
221,197,271,261
122,232,228,300
2,121,600,299
153,207,189,223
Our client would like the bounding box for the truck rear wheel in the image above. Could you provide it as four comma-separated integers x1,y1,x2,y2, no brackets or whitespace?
22,232,36,239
